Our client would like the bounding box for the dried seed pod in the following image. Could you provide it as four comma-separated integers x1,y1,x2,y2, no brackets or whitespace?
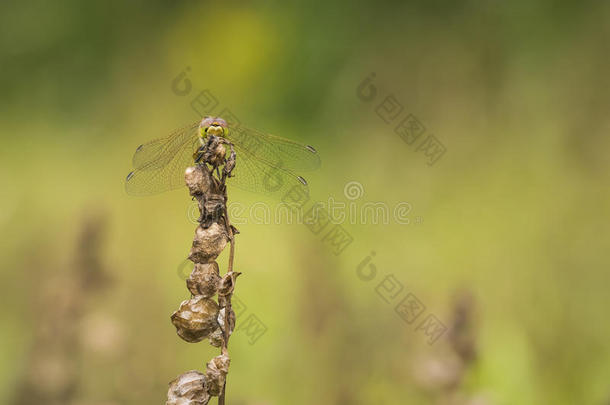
198,194,225,228
218,271,241,297
187,262,221,297
167,370,210,405
208,328,223,348
208,307,235,347
210,142,226,167
205,354,230,396
189,222,229,263
208,307,236,347
171,297,219,343
185,165,214,196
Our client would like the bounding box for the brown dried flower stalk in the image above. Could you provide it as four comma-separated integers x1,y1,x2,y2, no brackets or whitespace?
412,290,482,405
168,136,238,405
14,212,111,405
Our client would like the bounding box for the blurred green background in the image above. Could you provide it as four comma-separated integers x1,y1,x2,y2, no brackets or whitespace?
1,1,609,404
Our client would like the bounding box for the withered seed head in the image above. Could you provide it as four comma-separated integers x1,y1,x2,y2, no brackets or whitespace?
189,222,229,263
187,262,221,297
178,144,238,402
185,165,214,196
205,354,230,396
167,370,210,405
171,297,220,343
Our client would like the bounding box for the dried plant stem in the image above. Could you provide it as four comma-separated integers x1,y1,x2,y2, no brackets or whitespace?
167,136,238,405
218,201,235,405
14,213,110,405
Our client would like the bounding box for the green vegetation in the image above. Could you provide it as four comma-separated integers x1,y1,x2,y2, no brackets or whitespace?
1,1,609,404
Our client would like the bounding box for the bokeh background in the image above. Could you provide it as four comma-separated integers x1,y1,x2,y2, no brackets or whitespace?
1,1,609,404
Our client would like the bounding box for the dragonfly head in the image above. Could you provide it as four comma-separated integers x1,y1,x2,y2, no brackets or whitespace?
199,116,228,139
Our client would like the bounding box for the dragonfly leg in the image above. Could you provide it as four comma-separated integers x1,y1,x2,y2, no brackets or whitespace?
221,142,236,183
193,146,205,163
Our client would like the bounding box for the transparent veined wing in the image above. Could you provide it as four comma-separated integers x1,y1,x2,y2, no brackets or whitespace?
225,124,321,172
229,140,311,197
125,122,200,196
131,122,199,170
125,120,320,197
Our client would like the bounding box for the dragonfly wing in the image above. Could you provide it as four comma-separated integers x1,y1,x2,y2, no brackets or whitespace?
225,124,321,172
125,123,200,196
229,141,311,197
132,122,199,170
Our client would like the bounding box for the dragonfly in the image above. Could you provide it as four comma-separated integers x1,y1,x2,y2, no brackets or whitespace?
125,117,320,196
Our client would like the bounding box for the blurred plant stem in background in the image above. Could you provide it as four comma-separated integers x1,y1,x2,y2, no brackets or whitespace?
12,211,115,405
411,290,486,405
